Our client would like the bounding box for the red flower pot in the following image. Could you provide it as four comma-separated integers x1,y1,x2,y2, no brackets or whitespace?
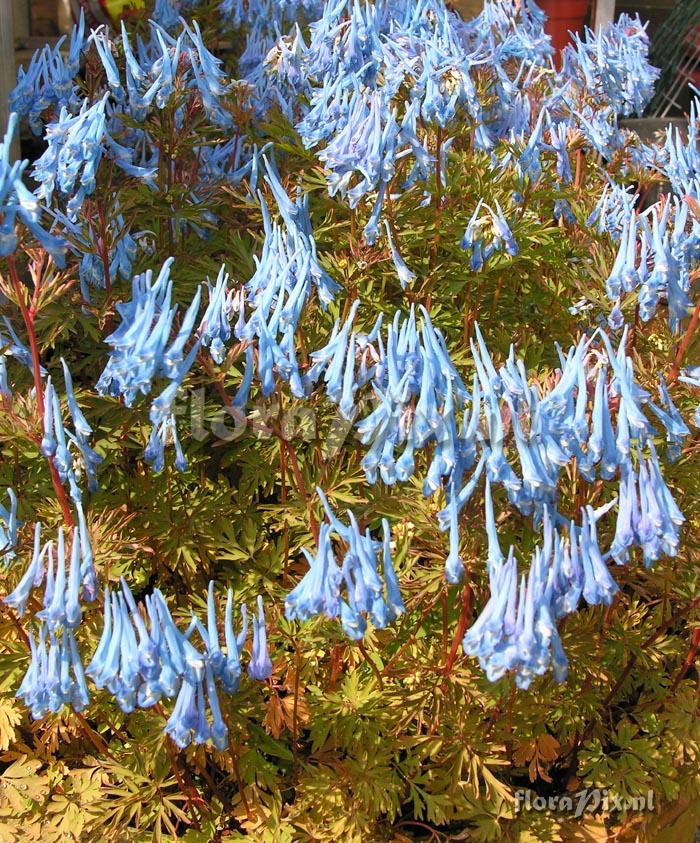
538,0,590,54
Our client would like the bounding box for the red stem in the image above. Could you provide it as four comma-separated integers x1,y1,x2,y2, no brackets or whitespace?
669,626,700,693
443,581,474,675
7,255,74,527
668,296,700,385
96,204,112,301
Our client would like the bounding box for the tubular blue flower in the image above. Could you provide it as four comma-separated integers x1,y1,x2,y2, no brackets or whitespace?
17,622,88,718
0,114,67,263
0,488,19,567
381,518,405,620
588,366,618,479
4,522,45,616
221,588,248,692
60,358,91,439
248,596,273,680
64,527,82,628
340,595,367,640
287,490,403,637
443,483,464,584
165,677,199,748
205,662,228,749
37,528,68,631
646,376,690,461
199,266,235,364
285,523,343,621
89,26,122,96
545,116,572,183
74,500,97,601
489,201,518,256
10,12,85,133
383,221,415,288
560,15,659,117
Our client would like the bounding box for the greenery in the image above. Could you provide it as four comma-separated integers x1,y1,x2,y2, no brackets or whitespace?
0,1,699,840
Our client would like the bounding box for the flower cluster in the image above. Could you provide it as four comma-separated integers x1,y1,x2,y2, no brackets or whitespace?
96,258,202,471
0,115,66,263
587,181,639,238
87,579,271,748
656,106,700,196
5,480,96,721
464,501,618,689
603,199,697,332
285,489,404,639
10,13,86,134
53,203,138,299
560,14,659,117
4,506,97,619
92,18,236,128
235,156,340,397
17,624,89,719
461,199,519,271
42,361,103,503
32,93,160,218
306,304,467,489
611,442,685,565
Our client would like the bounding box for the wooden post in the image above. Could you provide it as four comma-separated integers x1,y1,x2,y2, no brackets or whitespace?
0,0,20,159
12,0,29,40
593,0,616,31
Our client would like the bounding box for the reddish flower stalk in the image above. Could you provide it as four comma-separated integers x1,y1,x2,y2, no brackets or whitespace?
7,254,74,527
668,296,700,385
443,580,474,675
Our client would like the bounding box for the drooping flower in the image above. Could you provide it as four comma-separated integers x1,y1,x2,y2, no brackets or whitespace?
10,11,85,134
286,489,404,637
248,595,273,680
0,115,66,263
17,623,89,719
0,489,19,567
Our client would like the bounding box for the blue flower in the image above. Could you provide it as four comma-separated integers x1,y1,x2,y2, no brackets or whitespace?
286,489,403,637
248,596,273,680
10,12,85,134
222,588,248,692
0,114,66,263
17,623,89,718
443,482,464,585
383,221,415,288
0,489,19,567
4,523,45,616
199,266,235,364
560,15,659,117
